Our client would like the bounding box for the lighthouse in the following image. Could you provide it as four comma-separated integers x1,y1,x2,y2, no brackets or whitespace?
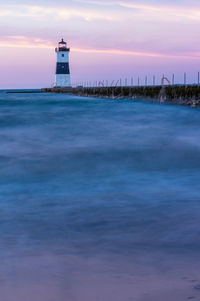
55,39,71,87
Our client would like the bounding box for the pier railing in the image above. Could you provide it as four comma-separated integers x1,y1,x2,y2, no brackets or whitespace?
42,72,200,106
73,72,200,88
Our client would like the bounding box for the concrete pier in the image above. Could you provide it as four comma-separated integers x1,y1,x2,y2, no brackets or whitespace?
41,85,200,107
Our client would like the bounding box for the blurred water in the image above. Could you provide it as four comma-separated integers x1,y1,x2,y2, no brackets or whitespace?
0,92,200,300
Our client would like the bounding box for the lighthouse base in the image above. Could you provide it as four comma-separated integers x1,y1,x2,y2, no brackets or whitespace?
55,74,71,88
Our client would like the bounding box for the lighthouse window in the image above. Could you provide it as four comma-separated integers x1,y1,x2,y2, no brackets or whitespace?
62,54,64,57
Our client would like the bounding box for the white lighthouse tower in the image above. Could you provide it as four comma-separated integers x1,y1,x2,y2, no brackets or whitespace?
55,39,71,87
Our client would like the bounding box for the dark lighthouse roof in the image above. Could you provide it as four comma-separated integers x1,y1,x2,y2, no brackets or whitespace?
55,38,70,52
59,38,66,45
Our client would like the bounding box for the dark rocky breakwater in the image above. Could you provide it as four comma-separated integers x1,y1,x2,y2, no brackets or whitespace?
42,85,200,106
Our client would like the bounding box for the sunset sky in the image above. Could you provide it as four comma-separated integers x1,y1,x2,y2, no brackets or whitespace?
0,0,200,88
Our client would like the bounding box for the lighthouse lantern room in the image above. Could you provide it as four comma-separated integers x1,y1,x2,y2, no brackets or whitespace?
55,39,71,87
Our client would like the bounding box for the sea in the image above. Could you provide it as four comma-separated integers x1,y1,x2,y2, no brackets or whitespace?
0,90,200,301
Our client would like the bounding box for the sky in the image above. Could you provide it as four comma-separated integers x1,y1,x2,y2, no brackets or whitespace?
0,0,200,88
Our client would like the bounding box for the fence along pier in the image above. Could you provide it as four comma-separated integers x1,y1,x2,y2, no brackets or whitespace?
42,73,200,107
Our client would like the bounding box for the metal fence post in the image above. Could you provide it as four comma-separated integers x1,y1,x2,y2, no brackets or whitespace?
153,76,155,86
145,76,147,86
